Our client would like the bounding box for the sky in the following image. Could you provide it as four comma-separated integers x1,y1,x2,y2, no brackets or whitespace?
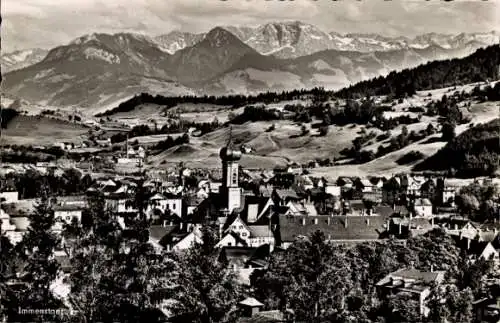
2,0,500,52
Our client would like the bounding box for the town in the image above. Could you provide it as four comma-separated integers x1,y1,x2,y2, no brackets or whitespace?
1,129,499,322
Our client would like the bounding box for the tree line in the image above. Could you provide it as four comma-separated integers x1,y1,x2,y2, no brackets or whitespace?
335,45,500,99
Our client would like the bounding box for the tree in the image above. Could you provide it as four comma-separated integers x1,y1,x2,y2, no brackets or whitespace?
0,233,15,321
318,126,329,136
425,123,436,136
427,285,474,323
441,122,456,141
166,226,243,323
13,194,63,322
456,193,480,218
362,198,378,215
380,292,421,323
300,124,308,136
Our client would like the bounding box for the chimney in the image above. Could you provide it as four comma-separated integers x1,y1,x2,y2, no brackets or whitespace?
314,218,318,225
327,217,331,225
431,216,435,227
398,222,402,235
366,218,370,226
344,217,348,228
301,218,306,226
430,264,434,273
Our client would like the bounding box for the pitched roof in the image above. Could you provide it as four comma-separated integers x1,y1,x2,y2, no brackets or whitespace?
218,246,259,267
149,225,177,241
376,268,444,287
258,185,273,197
273,189,300,200
225,231,249,246
278,215,387,242
239,297,264,307
53,204,84,212
248,225,272,238
236,310,284,323
150,193,166,200
415,198,432,206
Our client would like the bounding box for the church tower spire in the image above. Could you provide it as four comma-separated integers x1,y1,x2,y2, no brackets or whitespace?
220,126,242,214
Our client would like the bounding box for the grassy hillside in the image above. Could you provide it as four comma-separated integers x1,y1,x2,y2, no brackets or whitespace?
2,115,89,145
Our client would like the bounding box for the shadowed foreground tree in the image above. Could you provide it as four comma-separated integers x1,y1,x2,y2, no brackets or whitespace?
0,233,15,322
68,193,174,323
427,284,474,323
252,229,462,322
166,226,243,323
11,194,64,322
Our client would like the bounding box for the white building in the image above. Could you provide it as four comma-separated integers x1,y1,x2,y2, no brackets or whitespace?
0,191,19,203
413,198,433,217
147,193,183,218
54,205,84,224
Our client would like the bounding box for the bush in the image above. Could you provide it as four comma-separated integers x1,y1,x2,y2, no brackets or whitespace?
318,126,329,136
396,151,425,165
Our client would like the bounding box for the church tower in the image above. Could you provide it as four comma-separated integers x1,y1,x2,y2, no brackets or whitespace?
219,127,242,214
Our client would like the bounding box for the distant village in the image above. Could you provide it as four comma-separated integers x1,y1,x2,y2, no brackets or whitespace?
1,134,499,322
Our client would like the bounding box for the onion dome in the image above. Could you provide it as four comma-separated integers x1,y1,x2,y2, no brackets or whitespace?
220,127,241,161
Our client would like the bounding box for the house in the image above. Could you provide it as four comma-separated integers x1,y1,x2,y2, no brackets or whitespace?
376,268,446,317
238,298,264,318
276,213,389,249
286,162,302,175
473,296,500,323
149,225,178,254
389,217,434,237
325,184,341,198
286,201,318,217
420,179,437,202
413,198,433,217
160,224,203,252
104,193,137,214
221,216,274,248
0,209,24,245
53,204,84,224
354,178,375,193
437,178,460,205
147,193,183,218
218,244,271,285
469,242,499,264
337,177,353,188
0,191,19,203
272,189,301,206
401,175,427,197
296,175,314,191
216,231,249,248
241,145,253,154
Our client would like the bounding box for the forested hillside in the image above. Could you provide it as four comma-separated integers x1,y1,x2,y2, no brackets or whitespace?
336,45,500,99
414,118,500,177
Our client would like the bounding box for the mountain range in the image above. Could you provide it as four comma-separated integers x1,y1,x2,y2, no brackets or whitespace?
1,48,49,73
2,21,499,113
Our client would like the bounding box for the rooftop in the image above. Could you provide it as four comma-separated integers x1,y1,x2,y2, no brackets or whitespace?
239,297,264,307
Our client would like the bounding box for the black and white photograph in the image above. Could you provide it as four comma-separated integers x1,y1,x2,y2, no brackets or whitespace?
0,0,499,322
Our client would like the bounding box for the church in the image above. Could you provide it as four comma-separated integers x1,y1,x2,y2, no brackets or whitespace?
188,130,277,248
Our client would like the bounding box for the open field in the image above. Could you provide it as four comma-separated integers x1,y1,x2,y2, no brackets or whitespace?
146,119,368,169
2,115,89,146
312,101,499,178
